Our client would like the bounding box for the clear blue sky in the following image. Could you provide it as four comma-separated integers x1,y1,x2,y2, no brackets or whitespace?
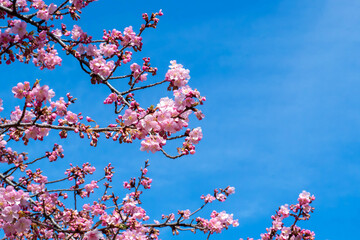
1,0,360,239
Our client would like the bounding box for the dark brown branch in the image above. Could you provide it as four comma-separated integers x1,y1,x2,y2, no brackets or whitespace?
121,79,167,95
160,149,185,159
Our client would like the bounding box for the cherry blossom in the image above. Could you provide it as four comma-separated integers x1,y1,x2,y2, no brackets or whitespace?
10,20,27,38
84,230,104,240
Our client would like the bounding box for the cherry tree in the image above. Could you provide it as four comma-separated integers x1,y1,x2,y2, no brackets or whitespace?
0,0,316,239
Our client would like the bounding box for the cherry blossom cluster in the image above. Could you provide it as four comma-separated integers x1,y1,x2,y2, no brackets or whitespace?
201,186,236,203
0,132,28,166
151,185,238,237
0,157,116,238
166,60,190,88
196,210,239,234
136,80,205,155
0,186,31,238
240,191,316,240
46,143,64,162
4,81,78,144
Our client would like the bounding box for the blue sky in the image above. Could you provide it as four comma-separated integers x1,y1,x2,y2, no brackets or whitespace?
1,0,360,239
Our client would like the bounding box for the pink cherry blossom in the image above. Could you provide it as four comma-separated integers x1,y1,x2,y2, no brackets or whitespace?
14,217,32,233
89,56,115,78
71,25,85,40
65,111,78,124
2,223,16,237
0,135,6,147
122,26,142,48
36,4,57,20
86,44,100,57
140,135,166,153
165,60,190,87
10,20,27,38
84,230,104,240
122,109,138,126
32,0,45,9
201,194,216,203
85,180,99,194
11,106,35,123
33,47,62,70
100,43,118,58
31,84,55,102
186,127,203,144
2,205,20,221
51,97,67,116
12,82,30,99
